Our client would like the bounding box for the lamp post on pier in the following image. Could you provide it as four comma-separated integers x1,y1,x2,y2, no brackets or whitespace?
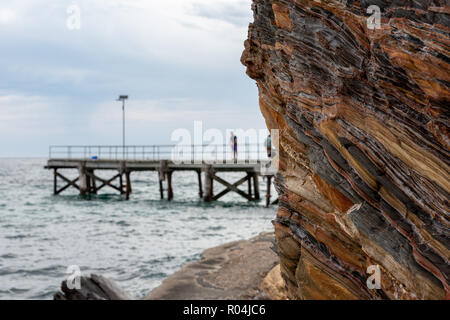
117,95,128,159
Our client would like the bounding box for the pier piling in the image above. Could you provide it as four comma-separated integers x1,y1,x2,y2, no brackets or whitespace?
203,164,214,202
247,174,253,199
266,176,272,207
167,171,174,201
89,170,98,194
86,170,92,195
125,171,131,200
197,170,203,198
253,173,260,200
78,162,87,196
119,161,126,195
119,174,124,194
53,169,57,195
158,172,164,199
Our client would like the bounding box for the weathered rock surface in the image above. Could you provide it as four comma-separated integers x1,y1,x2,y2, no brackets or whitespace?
261,264,289,300
242,0,449,300
53,233,278,300
146,232,278,300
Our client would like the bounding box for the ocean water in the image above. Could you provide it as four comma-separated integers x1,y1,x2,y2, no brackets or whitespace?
0,158,277,300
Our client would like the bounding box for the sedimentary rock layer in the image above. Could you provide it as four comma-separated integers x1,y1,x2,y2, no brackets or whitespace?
242,0,449,299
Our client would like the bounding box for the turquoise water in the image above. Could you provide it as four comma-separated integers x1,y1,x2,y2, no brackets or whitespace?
0,158,277,299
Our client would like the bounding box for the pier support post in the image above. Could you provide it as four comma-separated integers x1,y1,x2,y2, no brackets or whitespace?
158,172,164,199
203,164,214,202
119,174,124,194
86,170,92,195
53,169,57,195
125,171,132,200
247,173,253,199
167,171,174,201
266,176,272,207
159,160,169,200
90,170,98,194
48,158,274,205
78,162,88,196
197,170,203,198
253,173,260,200
119,161,126,195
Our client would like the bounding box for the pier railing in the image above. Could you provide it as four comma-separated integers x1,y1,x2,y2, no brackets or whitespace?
49,144,272,163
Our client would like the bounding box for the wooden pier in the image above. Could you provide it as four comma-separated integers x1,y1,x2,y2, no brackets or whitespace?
45,145,278,206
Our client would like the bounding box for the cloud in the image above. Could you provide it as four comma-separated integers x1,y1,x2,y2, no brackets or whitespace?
186,0,252,27
1,0,252,68
89,97,263,135
0,0,263,156
0,0,254,96
6,65,94,86
0,92,266,156
0,94,58,133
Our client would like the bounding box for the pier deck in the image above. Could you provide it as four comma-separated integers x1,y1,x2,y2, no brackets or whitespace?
45,145,278,206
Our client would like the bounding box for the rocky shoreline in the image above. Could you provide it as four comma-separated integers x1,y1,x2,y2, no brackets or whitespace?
54,232,287,300
146,232,284,300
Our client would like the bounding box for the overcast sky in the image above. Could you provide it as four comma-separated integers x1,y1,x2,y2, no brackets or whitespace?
0,0,264,157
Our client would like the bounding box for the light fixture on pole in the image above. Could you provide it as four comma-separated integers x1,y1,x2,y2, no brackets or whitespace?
117,95,128,158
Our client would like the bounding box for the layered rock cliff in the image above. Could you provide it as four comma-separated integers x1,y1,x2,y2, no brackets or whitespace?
242,0,449,299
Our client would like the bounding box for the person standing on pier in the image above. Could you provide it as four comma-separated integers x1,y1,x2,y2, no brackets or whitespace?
233,135,238,163
266,134,272,158
230,132,238,162
229,132,235,160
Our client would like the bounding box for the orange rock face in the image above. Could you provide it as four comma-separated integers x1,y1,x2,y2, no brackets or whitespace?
242,0,449,300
